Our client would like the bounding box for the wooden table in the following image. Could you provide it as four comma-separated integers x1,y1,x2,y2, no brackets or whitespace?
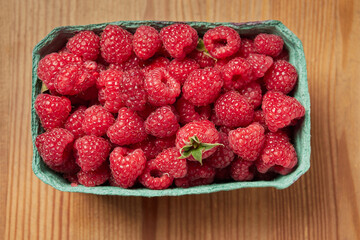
1,0,359,239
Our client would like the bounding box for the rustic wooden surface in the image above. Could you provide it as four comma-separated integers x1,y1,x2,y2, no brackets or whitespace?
1,0,360,239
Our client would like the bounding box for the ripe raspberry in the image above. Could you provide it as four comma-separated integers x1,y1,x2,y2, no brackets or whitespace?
142,57,170,73
51,157,79,174
247,53,273,80
254,33,284,57
214,57,231,72
262,91,305,132
253,110,267,130
206,131,235,168
154,147,187,178
154,136,176,149
215,166,231,181
109,53,144,72
136,103,157,120
188,49,216,68
176,120,220,162
228,122,266,161
272,165,295,175
35,128,74,168
64,106,86,138
175,97,211,124
37,53,67,91
182,68,223,106
239,81,262,109
237,38,256,58
100,25,133,64
160,23,198,59
107,107,147,145
203,26,241,59
133,25,162,60
74,135,111,171
35,94,71,131
264,60,298,94
119,69,147,111
59,52,83,64
214,91,254,128
110,147,146,188
77,162,110,187
186,161,216,180
130,136,159,160
82,105,115,136
144,68,181,106
139,159,174,190
222,57,252,90
230,158,255,181
66,31,100,60
174,176,214,188
167,58,200,85
144,106,179,138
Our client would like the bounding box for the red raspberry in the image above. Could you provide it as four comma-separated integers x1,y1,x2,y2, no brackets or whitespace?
154,147,187,178
35,128,74,168
239,81,262,109
66,31,100,61
109,53,144,72
247,53,273,80
77,162,110,187
160,23,198,59
154,136,176,149
186,161,216,180
176,120,220,162
35,94,71,131
253,110,267,130
74,135,111,171
203,26,241,59
100,25,133,64
133,25,162,60
64,106,86,138
272,165,295,175
215,166,231,181
214,90,254,128
142,57,170,73
96,69,124,113
183,68,223,106
107,107,147,146
174,176,214,188
206,131,235,168
119,69,147,111
264,60,298,94
139,159,174,190
237,38,256,58
228,122,266,161
37,53,67,91
167,58,200,85
175,97,211,124
214,57,231,72
262,91,305,132
136,103,157,120
51,157,79,174
230,158,255,181
222,57,252,90
144,68,181,106
144,106,179,138
59,52,83,64
188,49,216,68
82,105,115,136
130,136,159,160
110,147,146,188
254,33,284,57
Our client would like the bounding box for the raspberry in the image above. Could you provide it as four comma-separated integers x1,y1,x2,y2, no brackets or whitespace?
142,57,170,73
214,57,231,72
64,106,86,138
262,91,305,132
247,53,273,80
182,68,223,106
230,158,255,181
264,60,298,94
214,90,254,128
154,136,176,149
130,137,159,160
188,49,216,68
59,52,83,64
136,103,157,120
272,165,295,175
119,69,147,111
215,166,231,181
203,26,241,59
35,94,71,131
35,128,74,168
144,106,180,138
96,69,124,113
37,53,67,91
186,161,216,180
133,25,162,60
109,53,144,72
175,97,211,124
237,38,256,58
110,147,146,188
51,157,79,174
66,31,100,61
160,23,198,59
144,68,181,106
228,122,266,161
77,162,110,187
74,135,111,171
107,107,147,145
253,110,267,130
100,25,133,64
254,33,284,57
239,81,262,109
167,58,199,85
176,120,220,162
154,147,187,178
222,57,252,90
206,131,235,168
82,105,115,137
63,171,79,183
139,159,174,190
174,176,214,188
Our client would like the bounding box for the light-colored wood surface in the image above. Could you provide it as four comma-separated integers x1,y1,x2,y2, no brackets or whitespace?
1,0,360,239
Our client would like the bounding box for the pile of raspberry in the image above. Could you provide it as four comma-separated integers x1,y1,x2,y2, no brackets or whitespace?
35,23,305,190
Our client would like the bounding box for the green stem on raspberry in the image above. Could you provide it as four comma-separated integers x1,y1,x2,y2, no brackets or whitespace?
196,39,217,61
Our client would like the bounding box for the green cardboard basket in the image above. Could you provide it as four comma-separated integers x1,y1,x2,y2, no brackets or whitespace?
31,20,311,197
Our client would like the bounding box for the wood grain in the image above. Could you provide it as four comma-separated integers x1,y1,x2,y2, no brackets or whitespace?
1,0,360,239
